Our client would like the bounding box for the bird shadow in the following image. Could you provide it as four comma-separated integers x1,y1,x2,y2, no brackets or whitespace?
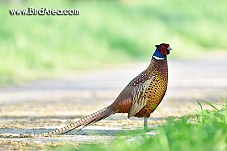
66,128,153,136
0,127,154,137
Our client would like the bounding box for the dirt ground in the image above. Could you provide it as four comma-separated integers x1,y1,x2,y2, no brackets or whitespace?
0,60,227,150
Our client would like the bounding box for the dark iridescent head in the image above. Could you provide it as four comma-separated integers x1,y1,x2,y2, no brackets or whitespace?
153,43,172,60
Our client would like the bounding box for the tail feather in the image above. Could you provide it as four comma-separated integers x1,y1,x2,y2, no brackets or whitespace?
39,107,115,136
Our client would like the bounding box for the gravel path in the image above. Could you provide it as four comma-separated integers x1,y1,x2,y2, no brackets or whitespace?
0,59,227,149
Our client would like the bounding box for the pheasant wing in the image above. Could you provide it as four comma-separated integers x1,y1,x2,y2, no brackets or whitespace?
128,76,155,118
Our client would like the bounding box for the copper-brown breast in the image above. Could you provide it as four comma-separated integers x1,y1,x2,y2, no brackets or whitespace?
110,59,168,117
135,60,168,117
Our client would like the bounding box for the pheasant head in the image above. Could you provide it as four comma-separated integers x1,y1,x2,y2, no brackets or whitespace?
152,43,172,60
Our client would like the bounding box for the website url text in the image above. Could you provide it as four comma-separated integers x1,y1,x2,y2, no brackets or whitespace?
9,7,80,16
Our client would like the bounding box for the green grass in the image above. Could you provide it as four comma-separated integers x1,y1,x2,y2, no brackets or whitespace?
0,0,227,84
51,101,227,151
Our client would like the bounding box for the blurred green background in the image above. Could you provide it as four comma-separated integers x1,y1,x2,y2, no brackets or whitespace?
0,0,227,85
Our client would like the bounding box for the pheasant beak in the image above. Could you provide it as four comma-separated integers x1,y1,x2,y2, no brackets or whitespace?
166,46,172,55
167,46,172,51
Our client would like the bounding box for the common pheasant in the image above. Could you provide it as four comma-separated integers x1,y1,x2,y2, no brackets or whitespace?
41,43,172,136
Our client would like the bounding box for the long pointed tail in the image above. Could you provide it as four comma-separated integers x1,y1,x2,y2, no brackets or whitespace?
39,107,116,137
